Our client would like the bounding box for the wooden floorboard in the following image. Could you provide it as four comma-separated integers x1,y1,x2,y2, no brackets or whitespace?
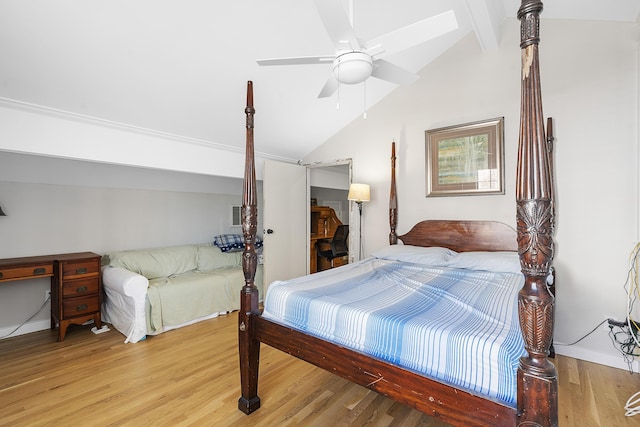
1,314,639,426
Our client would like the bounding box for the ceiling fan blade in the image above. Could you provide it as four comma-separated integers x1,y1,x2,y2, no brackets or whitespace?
366,10,458,58
257,55,334,66
318,75,339,98
371,59,419,85
314,0,361,51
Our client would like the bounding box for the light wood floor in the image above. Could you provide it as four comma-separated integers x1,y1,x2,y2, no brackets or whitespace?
1,314,639,427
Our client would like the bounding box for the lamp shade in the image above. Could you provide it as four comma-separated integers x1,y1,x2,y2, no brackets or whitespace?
348,183,370,203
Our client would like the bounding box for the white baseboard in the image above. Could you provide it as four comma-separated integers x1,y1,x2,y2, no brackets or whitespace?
554,344,639,372
0,320,50,340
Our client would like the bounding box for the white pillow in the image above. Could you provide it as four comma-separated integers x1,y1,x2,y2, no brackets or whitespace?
444,251,522,274
370,245,457,266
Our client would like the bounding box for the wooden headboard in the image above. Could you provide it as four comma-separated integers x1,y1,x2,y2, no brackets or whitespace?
399,220,518,252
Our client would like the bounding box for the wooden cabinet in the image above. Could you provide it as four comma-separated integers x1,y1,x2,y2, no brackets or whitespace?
51,253,102,341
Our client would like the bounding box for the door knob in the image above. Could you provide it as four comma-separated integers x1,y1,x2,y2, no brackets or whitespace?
266,229,274,234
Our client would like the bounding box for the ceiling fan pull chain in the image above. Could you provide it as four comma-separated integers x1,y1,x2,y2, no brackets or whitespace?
349,0,354,29
336,67,341,110
363,80,367,119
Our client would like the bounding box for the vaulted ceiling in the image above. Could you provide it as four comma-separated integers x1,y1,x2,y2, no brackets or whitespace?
1,0,638,163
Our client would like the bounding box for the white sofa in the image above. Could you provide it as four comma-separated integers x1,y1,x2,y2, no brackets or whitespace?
101,244,263,343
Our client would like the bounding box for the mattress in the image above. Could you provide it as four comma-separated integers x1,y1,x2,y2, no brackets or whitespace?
262,255,526,407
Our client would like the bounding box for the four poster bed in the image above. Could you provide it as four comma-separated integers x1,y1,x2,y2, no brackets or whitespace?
237,1,557,426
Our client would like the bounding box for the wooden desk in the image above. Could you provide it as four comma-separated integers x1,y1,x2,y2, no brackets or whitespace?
0,254,57,282
310,206,343,273
0,252,102,341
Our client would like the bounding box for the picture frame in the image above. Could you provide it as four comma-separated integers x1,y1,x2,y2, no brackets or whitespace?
425,117,505,197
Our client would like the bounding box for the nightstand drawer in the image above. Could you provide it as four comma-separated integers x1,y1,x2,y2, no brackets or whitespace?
63,296,99,318
0,264,53,281
62,277,99,298
61,260,100,279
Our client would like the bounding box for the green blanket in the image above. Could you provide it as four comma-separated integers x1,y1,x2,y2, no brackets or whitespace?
146,267,262,332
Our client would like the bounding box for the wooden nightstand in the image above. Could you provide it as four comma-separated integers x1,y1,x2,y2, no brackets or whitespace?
51,252,102,341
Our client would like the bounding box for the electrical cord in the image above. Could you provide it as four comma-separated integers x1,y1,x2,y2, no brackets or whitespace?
0,294,50,340
627,390,640,417
626,242,640,348
554,319,608,347
557,244,640,416
610,328,640,357
622,241,640,417
554,318,639,374
608,326,639,374
553,243,640,350
626,391,640,417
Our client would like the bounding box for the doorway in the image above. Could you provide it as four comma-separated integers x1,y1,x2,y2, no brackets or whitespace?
262,159,352,288
307,160,352,273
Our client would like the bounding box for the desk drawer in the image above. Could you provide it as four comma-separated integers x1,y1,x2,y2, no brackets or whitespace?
62,277,99,298
333,256,348,268
0,264,53,282
63,296,99,318
61,259,100,279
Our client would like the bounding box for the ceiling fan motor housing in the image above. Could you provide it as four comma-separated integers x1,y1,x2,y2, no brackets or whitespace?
332,51,373,84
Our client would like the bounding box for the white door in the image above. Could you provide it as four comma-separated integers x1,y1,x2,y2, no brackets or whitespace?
263,159,307,290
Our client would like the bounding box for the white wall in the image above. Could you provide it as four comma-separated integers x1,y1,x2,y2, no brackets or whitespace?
304,19,639,370
0,151,263,337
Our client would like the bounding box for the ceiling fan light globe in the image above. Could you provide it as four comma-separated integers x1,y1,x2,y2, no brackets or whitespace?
333,51,373,85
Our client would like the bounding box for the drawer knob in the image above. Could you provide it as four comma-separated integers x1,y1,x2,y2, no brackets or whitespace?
33,267,46,275
76,286,88,293
76,303,88,312
75,267,87,275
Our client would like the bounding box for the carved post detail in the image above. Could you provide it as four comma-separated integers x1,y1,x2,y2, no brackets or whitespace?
241,82,258,292
238,81,261,414
389,142,398,245
516,2,558,426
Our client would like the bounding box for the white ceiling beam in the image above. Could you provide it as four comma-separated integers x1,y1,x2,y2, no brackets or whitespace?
465,0,504,52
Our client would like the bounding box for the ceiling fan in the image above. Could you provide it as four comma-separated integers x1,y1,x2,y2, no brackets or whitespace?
256,0,458,98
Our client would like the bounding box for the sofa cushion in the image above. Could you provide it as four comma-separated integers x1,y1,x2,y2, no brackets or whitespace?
107,245,199,280
197,245,242,271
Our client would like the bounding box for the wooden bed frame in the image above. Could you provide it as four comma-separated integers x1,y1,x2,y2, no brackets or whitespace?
237,1,557,425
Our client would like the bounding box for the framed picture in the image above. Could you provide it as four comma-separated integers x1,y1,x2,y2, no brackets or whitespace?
425,117,505,197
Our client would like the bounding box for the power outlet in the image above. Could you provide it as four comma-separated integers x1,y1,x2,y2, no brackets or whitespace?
44,290,51,302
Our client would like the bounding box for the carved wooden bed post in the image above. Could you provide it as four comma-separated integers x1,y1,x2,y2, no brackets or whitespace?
516,2,558,426
238,81,261,414
389,142,398,244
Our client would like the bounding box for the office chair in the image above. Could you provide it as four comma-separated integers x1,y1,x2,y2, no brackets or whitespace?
318,224,349,268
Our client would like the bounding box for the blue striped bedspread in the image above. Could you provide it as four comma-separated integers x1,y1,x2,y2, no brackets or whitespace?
262,258,526,407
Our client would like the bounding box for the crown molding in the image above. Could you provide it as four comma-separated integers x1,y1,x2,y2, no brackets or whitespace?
0,96,297,164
